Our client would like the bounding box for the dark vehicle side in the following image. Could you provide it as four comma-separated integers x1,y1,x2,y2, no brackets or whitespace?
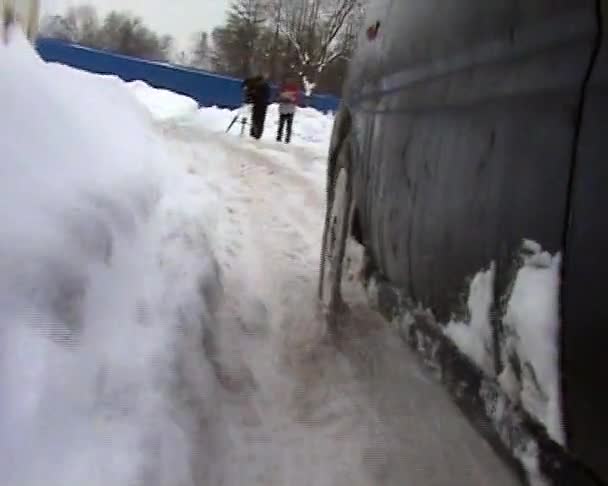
319,1,608,485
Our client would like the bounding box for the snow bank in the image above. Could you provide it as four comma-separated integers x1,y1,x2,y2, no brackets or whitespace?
195,105,237,130
445,264,496,375
499,244,564,445
122,80,334,154
0,28,218,486
196,103,334,151
128,80,199,122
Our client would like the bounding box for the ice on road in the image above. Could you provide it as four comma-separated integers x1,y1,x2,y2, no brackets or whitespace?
0,30,519,486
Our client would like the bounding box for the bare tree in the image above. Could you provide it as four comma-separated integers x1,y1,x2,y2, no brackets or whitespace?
190,31,211,69
40,6,173,62
212,0,267,77
39,14,72,40
63,4,100,46
99,11,173,60
261,0,283,81
271,0,364,94
2,0,40,41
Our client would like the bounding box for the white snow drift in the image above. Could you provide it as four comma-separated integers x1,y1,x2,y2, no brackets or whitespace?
195,103,335,149
0,27,336,486
0,29,219,486
128,80,199,122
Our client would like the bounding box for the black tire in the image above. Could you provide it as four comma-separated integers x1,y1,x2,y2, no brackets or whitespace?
319,133,353,327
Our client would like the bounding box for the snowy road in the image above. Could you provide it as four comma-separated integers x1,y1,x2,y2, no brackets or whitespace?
160,117,521,485
1,32,520,486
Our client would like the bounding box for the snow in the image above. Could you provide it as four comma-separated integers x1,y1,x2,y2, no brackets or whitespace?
303,77,317,97
500,245,564,445
128,80,199,122
445,264,496,375
121,81,335,151
439,241,563,484
443,241,564,446
522,239,542,254
194,103,335,150
0,28,219,486
1,26,520,486
514,440,551,486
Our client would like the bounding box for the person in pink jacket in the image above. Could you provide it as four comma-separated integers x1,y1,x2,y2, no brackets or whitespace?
276,77,300,144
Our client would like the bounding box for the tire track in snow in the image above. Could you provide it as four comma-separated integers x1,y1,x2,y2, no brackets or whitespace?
160,121,521,486
162,124,385,485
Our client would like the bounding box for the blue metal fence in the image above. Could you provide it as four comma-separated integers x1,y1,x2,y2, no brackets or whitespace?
35,38,340,113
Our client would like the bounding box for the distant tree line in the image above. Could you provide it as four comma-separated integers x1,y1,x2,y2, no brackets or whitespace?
40,0,368,95
40,6,173,62
208,0,366,95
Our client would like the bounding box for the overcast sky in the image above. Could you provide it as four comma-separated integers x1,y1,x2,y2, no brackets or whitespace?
42,0,230,51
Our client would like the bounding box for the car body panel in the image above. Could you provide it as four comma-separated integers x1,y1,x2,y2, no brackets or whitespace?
332,0,607,483
562,0,608,480
346,1,596,321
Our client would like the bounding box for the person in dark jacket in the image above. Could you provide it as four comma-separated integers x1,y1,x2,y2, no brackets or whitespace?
242,74,271,140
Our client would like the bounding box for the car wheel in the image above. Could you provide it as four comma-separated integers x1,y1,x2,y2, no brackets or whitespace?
319,136,353,327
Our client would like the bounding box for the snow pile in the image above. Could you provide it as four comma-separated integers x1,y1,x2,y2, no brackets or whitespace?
499,241,564,445
196,103,334,150
445,264,496,375
194,105,236,130
290,105,335,145
128,80,199,122
122,80,334,152
0,29,219,486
